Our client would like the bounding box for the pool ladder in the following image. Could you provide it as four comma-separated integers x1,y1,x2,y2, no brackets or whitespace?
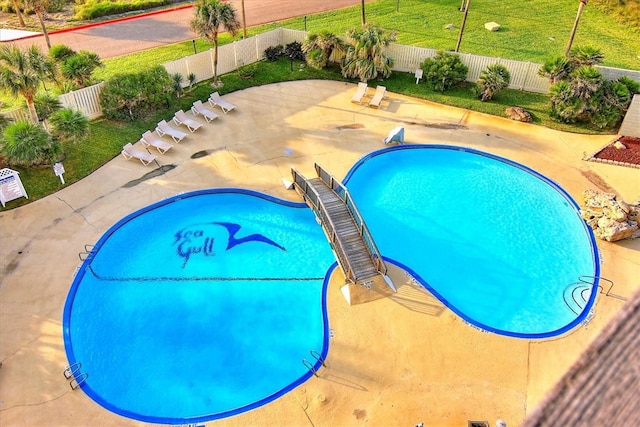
63,362,88,390
78,244,95,261
302,350,326,377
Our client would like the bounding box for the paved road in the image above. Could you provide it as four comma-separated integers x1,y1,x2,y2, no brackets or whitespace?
6,0,365,58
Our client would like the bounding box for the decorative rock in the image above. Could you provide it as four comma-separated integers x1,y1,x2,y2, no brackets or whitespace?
581,190,640,242
505,107,532,122
595,218,638,242
613,141,627,149
444,23,456,30
485,22,501,31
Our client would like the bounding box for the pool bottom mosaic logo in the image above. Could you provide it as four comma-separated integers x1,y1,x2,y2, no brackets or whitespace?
173,222,286,267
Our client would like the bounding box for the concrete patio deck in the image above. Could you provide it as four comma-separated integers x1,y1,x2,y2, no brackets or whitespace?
1,80,638,427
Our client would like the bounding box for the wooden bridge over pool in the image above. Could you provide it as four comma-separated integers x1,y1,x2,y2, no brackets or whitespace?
291,164,395,304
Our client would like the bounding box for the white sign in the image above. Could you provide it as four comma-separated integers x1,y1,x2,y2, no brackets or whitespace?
0,168,28,207
414,68,423,84
53,162,66,184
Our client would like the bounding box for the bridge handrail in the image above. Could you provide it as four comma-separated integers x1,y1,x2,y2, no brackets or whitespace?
291,168,358,283
314,163,387,275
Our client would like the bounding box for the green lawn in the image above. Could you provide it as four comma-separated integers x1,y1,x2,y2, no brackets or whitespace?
259,0,639,70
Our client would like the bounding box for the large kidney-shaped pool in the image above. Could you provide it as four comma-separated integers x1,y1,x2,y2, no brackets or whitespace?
64,145,599,424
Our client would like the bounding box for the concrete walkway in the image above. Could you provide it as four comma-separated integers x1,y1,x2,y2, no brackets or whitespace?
1,81,638,426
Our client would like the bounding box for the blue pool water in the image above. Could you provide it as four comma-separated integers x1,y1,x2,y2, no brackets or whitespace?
64,145,598,424
345,145,598,336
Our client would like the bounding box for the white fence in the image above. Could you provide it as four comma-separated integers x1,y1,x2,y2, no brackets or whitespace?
2,27,639,122
163,28,305,86
166,28,639,95
58,82,105,120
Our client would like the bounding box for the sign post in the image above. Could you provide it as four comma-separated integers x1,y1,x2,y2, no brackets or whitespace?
0,168,28,207
53,162,66,184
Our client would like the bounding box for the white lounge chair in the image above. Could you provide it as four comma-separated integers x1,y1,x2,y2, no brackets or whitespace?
173,110,203,133
121,143,156,166
191,100,219,123
155,120,187,143
208,92,237,114
351,82,368,104
368,85,387,108
140,130,173,154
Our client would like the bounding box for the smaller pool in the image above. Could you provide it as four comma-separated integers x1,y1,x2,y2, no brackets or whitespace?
344,145,600,337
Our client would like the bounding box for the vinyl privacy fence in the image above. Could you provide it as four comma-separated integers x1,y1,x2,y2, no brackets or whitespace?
3,27,639,122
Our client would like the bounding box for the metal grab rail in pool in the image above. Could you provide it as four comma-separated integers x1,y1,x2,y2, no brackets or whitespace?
302,350,326,378
63,362,88,390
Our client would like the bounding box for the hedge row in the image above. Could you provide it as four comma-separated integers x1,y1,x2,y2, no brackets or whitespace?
74,0,176,20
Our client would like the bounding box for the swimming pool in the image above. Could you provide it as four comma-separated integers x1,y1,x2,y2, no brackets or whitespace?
345,145,599,336
64,190,336,424
64,145,599,423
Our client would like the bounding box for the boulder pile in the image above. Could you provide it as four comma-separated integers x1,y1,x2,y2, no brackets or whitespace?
581,189,640,242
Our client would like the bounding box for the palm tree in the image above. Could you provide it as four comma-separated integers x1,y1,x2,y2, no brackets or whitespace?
61,50,103,88
538,56,573,84
12,0,26,27
302,31,345,70
49,108,89,144
476,64,510,101
341,25,396,83
0,44,55,123
360,0,366,26
568,66,602,101
569,45,604,67
190,0,240,86
24,0,52,48
240,0,247,39
565,0,588,57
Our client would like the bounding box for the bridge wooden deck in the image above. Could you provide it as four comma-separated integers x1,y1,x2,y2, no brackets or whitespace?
290,164,396,299
305,177,380,282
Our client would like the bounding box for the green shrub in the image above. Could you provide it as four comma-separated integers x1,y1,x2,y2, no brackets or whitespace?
1,120,62,165
263,45,283,62
420,51,468,93
49,44,76,62
74,0,173,20
99,65,172,121
617,76,640,95
284,42,304,61
549,67,633,129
